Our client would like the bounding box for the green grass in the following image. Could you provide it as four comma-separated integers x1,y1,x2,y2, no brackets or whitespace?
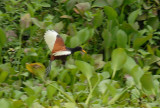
0,0,160,107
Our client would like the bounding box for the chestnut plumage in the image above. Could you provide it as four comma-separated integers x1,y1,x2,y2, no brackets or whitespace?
44,30,86,76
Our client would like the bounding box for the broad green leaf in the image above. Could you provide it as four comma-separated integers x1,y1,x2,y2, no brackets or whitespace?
91,54,106,69
107,0,123,8
0,63,14,82
64,102,76,108
53,21,64,33
108,87,131,105
121,22,136,34
75,60,94,80
93,10,103,28
25,96,36,107
48,83,75,103
128,9,141,24
0,99,13,108
101,71,110,79
66,0,77,11
144,55,160,66
104,6,117,20
26,63,45,80
58,70,69,82
111,48,127,78
13,90,23,99
0,28,6,47
98,80,109,94
0,71,8,83
75,2,91,13
70,28,94,47
116,29,127,48
31,18,45,29
124,0,136,5
146,17,159,30
41,3,51,7
130,65,144,86
140,72,155,93
133,34,152,49
123,56,137,74
92,0,108,7
26,4,35,17
32,102,45,108
102,29,113,48
147,44,154,55
12,100,24,108
23,87,35,96
69,36,80,48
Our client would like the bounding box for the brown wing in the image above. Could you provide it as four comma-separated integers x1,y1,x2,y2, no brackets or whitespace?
51,35,67,53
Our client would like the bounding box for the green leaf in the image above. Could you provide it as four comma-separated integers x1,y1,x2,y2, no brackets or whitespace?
41,3,51,7
58,70,69,82
102,29,113,48
13,90,23,99
140,72,155,93
12,100,24,108
128,9,141,24
130,65,144,86
108,87,132,105
23,87,35,96
111,48,127,78
0,28,6,47
25,96,36,107
53,21,64,33
133,34,152,49
0,99,13,108
75,60,94,80
48,83,75,103
93,10,103,28
144,55,160,66
26,63,45,80
69,28,94,47
31,102,45,108
66,0,77,11
116,29,127,48
64,102,76,108
75,2,91,13
107,0,124,8
146,17,159,30
91,54,106,69
92,0,108,7
31,18,45,29
98,80,110,94
124,0,136,5
123,56,137,74
26,4,35,17
104,6,117,20
47,84,57,99
0,71,8,83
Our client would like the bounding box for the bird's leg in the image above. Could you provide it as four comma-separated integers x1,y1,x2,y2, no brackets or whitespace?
46,55,55,77
62,56,67,65
45,60,52,77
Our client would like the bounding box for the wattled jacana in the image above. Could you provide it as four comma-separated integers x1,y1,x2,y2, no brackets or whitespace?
44,30,86,76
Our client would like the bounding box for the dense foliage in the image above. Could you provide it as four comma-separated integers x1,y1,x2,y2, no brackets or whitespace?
0,0,160,107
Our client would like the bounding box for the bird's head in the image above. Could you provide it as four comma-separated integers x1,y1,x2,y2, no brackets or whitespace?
72,46,86,54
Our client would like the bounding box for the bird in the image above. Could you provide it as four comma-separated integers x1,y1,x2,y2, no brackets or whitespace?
44,30,86,76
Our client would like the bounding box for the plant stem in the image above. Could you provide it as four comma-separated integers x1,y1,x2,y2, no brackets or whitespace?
112,69,116,79
85,76,100,106
17,29,24,71
48,83,76,104
0,47,2,64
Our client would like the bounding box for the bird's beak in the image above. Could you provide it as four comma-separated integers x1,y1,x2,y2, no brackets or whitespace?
82,49,87,53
